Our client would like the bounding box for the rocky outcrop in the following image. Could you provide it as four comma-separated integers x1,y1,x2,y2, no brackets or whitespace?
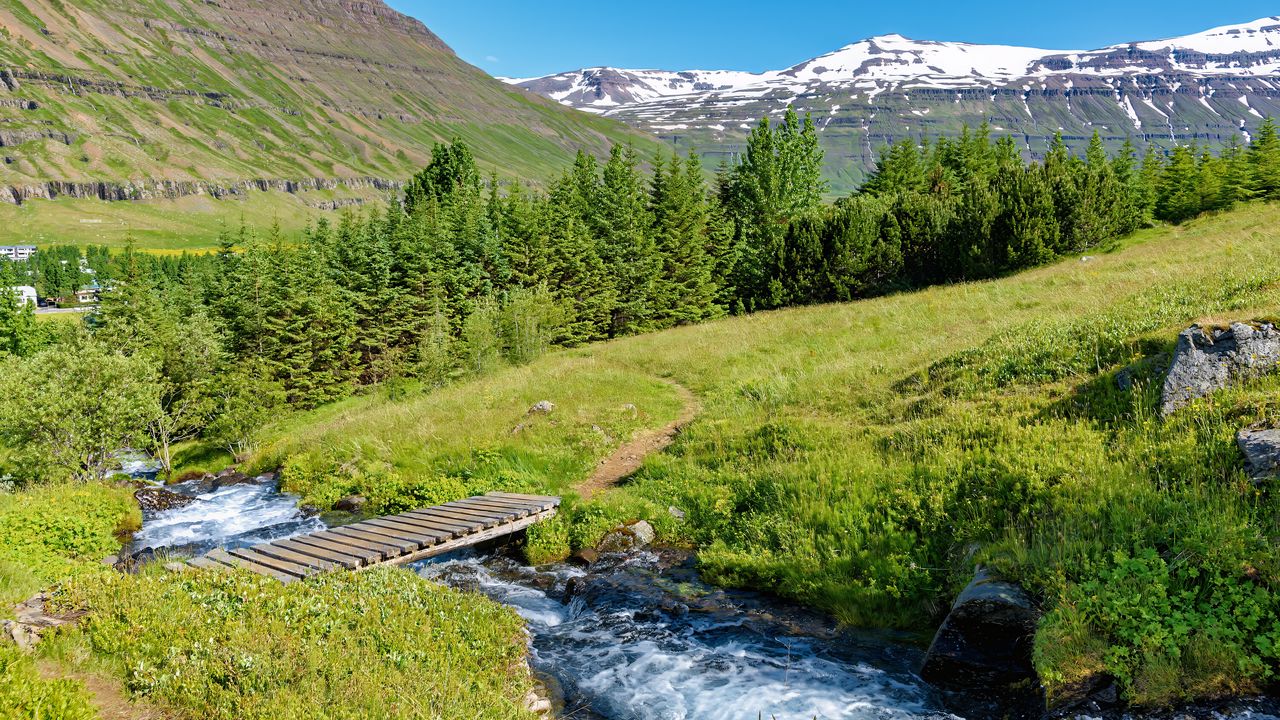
0,175,401,206
1161,323,1280,415
920,568,1040,693
1,594,79,651
1238,428,1280,482
0,129,76,147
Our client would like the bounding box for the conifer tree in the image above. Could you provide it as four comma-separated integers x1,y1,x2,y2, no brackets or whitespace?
1248,117,1280,200
650,152,719,326
596,143,660,336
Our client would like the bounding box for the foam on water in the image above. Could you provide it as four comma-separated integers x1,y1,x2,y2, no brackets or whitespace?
417,554,959,720
132,479,324,554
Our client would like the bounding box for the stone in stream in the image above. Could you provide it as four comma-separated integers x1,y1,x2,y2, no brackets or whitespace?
134,486,196,513
1161,322,1280,416
210,471,257,490
1238,428,1280,483
920,568,1040,696
333,495,368,514
596,520,656,553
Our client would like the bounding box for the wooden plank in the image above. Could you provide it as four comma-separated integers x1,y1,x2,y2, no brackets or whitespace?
251,542,341,572
293,532,391,562
345,520,439,548
206,548,297,583
485,492,560,511
360,518,450,543
438,503,519,523
391,512,475,535
461,494,539,511
380,513,468,537
407,507,500,529
228,548,314,579
454,497,534,516
188,556,228,572
455,495,534,512
486,491,560,504
327,526,420,555
272,538,365,570
375,509,557,569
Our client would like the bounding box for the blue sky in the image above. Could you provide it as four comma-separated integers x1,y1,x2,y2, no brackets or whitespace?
386,1,1278,77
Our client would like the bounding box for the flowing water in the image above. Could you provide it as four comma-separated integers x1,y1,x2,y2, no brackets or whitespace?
416,552,959,720
131,467,1280,720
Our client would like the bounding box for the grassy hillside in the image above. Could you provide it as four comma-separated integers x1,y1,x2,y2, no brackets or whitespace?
0,0,660,246
251,201,1280,706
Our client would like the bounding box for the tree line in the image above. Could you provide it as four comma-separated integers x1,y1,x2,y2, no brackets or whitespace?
2,110,1278,484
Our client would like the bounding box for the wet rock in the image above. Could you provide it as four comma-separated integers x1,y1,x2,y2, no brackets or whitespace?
258,471,277,483
174,470,214,483
597,520,656,553
211,472,254,489
115,547,160,574
333,495,368,514
135,486,196,513
920,567,1040,691
1238,428,1280,482
1162,323,1280,415
528,400,556,415
568,548,599,567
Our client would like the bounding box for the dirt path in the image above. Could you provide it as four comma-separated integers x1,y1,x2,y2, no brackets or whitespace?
37,660,175,720
576,381,700,500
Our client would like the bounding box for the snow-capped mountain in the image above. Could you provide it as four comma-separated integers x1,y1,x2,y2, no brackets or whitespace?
505,17,1280,191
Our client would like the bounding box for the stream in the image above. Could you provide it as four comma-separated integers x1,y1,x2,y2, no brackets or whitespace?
125,464,1280,720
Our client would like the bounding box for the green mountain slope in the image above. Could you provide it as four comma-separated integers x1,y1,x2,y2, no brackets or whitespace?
0,0,658,243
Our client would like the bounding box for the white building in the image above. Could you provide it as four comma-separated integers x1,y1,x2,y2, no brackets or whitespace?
11,286,36,306
0,246,35,262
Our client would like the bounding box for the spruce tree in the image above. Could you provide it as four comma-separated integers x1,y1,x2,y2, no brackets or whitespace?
1248,117,1280,200
596,143,660,336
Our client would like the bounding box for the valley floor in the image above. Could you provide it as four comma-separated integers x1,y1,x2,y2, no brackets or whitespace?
4,202,1280,715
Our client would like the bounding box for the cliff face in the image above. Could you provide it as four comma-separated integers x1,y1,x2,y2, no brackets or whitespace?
509,17,1280,192
0,0,654,193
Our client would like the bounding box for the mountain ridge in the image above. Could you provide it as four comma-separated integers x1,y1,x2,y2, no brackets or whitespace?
507,16,1280,191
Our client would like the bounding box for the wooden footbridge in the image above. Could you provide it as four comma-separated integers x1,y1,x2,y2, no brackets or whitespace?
186,492,560,583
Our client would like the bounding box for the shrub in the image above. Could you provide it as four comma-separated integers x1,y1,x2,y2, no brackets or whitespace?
0,644,96,720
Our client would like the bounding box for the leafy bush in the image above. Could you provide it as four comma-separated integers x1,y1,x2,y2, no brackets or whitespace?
0,644,96,720
0,482,139,607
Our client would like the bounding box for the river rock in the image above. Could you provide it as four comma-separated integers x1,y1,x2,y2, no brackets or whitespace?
1161,323,1280,415
114,547,166,574
597,520,656,553
1238,428,1280,482
333,495,368,513
920,568,1040,691
568,548,600,567
135,486,196,513
211,472,255,489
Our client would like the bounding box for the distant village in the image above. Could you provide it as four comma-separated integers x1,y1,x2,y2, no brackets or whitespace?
4,245,102,310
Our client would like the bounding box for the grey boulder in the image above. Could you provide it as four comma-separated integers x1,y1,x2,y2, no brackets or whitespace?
1161,323,1280,416
1238,428,1280,482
